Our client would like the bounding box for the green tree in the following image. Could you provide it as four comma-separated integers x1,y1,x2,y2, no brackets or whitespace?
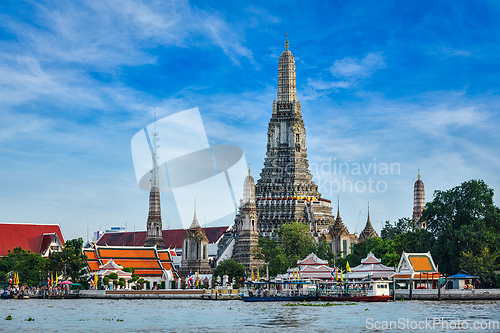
277,222,316,266
213,259,245,282
0,247,48,286
422,179,500,283
381,217,414,240
47,238,87,283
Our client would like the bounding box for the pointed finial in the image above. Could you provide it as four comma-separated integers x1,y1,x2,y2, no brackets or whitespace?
248,163,251,175
285,33,289,50
194,198,197,220
367,202,371,222
337,195,340,218
418,169,420,180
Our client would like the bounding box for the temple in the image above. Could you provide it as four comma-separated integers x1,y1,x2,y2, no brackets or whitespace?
254,35,335,238
178,203,212,278
231,169,262,270
413,170,426,229
324,198,358,257
84,245,177,287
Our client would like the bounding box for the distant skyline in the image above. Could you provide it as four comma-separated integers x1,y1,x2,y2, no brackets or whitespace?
1,1,499,241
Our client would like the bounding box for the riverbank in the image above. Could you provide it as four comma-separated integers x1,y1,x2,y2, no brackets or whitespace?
394,289,500,300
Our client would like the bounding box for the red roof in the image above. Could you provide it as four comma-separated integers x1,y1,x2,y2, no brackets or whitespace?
96,227,228,248
0,223,65,256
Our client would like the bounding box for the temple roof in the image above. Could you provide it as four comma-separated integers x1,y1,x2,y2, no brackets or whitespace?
297,253,328,266
0,222,65,256
84,245,177,277
96,227,227,248
330,201,350,237
358,207,379,242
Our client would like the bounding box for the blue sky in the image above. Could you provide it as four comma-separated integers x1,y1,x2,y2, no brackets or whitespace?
1,0,499,241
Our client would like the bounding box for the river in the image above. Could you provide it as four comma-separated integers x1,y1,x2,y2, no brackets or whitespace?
1,299,500,332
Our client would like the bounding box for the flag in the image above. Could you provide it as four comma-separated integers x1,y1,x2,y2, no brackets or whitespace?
257,269,260,281
346,261,351,272
8,273,12,284
187,272,193,287
47,272,50,284
244,270,247,282
50,272,53,287
196,271,200,287
251,269,254,281
15,272,19,285
330,270,335,281
335,267,338,281
55,271,58,285
94,272,98,288
341,270,343,282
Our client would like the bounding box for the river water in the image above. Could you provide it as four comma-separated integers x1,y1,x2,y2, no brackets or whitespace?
1,299,500,332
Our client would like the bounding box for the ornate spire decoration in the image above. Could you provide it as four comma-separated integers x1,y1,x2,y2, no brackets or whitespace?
413,170,426,229
144,114,164,248
285,33,289,50
358,202,378,242
190,199,200,229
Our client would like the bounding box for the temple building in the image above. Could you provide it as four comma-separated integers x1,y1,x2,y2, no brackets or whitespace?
231,169,262,270
84,245,177,287
358,203,379,242
349,252,394,281
325,199,357,257
178,205,212,278
413,170,426,229
144,125,164,248
255,36,335,238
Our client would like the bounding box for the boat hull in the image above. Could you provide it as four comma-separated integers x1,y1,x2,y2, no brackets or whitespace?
242,295,316,302
318,295,391,302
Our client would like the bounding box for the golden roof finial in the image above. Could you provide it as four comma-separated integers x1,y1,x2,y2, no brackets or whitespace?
248,163,251,175
418,169,420,180
285,33,289,50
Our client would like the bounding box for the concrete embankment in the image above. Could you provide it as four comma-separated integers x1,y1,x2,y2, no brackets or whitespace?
394,289,500,300
79,289,241,300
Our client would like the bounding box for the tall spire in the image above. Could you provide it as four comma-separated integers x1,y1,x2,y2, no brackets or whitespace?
413,170,426,229
337,196,340,219
190,198,200,228
145,114,164,248
359,202,378,242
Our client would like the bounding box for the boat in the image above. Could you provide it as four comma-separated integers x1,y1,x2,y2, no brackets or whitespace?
317,280,392,302
242,279,317,302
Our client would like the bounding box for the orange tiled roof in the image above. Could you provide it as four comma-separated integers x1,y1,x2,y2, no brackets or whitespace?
87,261,100,271
408,255,434,272
85,246,177,278
111,259,162,269
97,248,158,259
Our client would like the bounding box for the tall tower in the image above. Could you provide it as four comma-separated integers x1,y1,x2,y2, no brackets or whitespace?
255,35,334,238
413,170,426,229
232,168,262,270
144,121,164,248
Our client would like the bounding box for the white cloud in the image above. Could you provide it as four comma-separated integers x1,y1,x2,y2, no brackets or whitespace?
330,52,386,79
306,52,386,92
